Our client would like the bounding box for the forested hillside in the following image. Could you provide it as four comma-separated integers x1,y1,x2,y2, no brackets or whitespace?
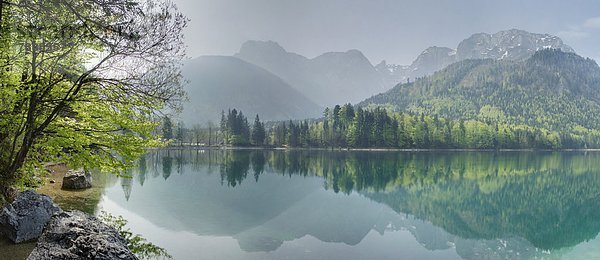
361,49,600,134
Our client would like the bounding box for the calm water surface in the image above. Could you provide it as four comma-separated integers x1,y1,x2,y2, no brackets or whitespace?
7,150,600,259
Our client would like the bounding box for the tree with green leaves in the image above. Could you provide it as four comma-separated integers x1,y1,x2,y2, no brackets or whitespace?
0,0,186,200
244,105,599,150
251,115,265,146
221,109,251,146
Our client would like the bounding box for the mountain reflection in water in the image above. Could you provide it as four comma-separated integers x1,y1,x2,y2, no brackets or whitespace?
96,150,600,260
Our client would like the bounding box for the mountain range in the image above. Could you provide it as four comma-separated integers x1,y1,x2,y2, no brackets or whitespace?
234,40,389,106
361,49,600,132
179,56,321,125
376,29,575,84
179,29,593,129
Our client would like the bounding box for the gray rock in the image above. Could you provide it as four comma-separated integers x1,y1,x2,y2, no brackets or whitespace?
381,29,575,83
0,190,62,243
27,211,138,260
62,169,92,189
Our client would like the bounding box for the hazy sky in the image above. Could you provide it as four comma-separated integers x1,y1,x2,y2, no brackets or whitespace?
172,0,600,65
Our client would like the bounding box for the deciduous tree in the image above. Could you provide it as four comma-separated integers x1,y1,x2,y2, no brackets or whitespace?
0,0,187,199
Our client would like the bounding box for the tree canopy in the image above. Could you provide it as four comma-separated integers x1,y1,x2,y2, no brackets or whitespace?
0,0,186,196
260,104,599,149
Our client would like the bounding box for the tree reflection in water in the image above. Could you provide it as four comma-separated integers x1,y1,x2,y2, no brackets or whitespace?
130,150,600,255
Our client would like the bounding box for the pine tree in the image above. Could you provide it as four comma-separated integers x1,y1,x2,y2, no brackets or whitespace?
251,115,266,146
162,116,173,140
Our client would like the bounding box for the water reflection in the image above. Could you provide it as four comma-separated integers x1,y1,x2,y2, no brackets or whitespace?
100,150,600,259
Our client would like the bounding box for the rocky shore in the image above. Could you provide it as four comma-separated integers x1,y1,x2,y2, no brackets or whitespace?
0,190,137,260
0,190,61,243
28,210,137,259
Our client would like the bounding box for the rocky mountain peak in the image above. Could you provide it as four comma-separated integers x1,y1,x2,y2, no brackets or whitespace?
385,29,576,85
456,29,574,61
238,40,288,56
313,49,373,69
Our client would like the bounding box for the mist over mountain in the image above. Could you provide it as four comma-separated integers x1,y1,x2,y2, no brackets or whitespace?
362,49,600,132
180,29,587,128
234,40,388,106
232,29,576,110
378,29,575,84
179,56,321,125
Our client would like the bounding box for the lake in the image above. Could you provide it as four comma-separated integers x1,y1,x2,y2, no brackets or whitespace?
4,150,600,259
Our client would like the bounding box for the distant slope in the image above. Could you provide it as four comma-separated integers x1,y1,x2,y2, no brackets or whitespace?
234,41,388,106
361,49,600,131
378,29,575,84
233,30,576,106
180,56,321,125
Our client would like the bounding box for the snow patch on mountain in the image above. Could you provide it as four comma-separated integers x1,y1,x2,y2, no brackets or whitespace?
377,29,575,86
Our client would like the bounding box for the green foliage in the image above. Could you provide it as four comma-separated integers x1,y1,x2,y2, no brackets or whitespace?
100,212,171,260
0,0,187,188
268,120,311,147
251,115,266,145
361,49,600,140
221,109,251,146
221,109,268,146
260,104,597,149
162,117,174,140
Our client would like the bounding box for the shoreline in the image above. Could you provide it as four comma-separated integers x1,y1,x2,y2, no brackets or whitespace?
155,146,600,152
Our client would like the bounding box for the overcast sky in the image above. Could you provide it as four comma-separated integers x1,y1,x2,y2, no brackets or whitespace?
172,0,600,65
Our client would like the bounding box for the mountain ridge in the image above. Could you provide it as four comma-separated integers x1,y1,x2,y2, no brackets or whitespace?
234,40,389,106
180,29,587,127
179,55,322,125
361,49,600,132
378,29,575,83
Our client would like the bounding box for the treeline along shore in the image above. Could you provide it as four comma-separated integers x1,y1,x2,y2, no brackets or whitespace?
161,104,600,150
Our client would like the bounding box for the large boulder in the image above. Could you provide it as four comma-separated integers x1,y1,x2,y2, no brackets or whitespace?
62,169,92,189
0,190,62,243
28,210,138,260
